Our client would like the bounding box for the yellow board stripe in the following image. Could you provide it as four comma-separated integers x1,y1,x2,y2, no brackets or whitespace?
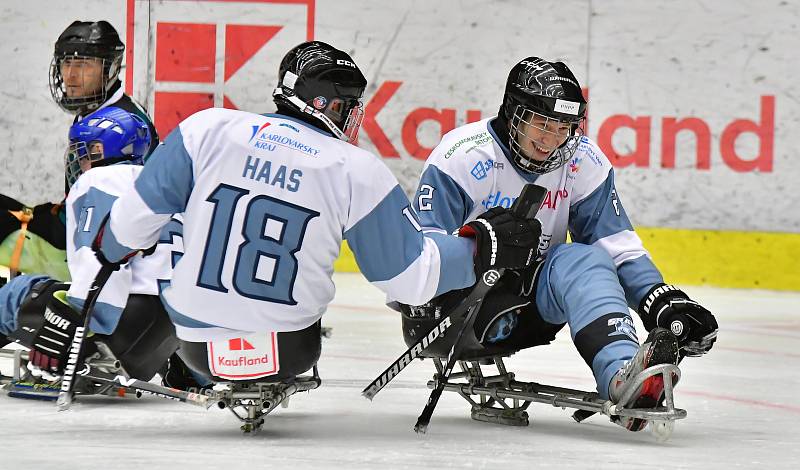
333,228,800,292
636,227,800,291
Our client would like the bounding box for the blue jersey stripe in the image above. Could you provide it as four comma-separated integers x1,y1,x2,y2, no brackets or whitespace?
345,185,426,283
426,232,476,296
71,187,117,251
415,165,474,234
568,170,634,244
135,126,194,214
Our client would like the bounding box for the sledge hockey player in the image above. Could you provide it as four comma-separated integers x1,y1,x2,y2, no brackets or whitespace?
0,106,177,397
1,20,159,288
51,20,158,153
403,57,719,432
93,41,540,403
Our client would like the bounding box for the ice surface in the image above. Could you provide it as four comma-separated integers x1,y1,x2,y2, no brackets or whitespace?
2,273,799,469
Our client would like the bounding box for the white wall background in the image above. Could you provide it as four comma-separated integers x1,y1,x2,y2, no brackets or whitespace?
1,0,797,233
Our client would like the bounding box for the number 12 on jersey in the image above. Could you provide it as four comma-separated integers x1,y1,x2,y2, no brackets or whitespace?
196,183,319,304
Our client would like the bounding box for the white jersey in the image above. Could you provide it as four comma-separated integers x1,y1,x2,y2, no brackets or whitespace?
414,118,663,308
101,108,475,341
65,164,174,334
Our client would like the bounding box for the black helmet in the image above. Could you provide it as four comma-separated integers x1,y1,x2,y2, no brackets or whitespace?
49,21,125,114
501,57,587,174
273,41,367,142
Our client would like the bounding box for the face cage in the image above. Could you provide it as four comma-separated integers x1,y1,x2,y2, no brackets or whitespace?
508,106,585,175
65,141,103,187
49,55,116,113
338,101,365,142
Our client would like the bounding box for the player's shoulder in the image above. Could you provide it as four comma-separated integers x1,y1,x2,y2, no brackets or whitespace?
573,135,612,170
68,164,141,204
428,119,496,170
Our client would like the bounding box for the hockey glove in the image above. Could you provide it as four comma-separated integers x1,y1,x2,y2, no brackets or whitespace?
92,214,156,271
638,283,718,357
458,206,541,277
28,290,82,380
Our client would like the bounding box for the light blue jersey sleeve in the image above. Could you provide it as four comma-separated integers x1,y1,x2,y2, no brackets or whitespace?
413,164,474,234
345,184,476,304
100,126,194,262
568,170,663,309
0,274,50,336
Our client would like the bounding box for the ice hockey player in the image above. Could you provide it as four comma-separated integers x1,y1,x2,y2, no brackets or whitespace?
0,20,160,289
51,20,158,154
0,106,177,394
94,41,540,384
404,57,719,431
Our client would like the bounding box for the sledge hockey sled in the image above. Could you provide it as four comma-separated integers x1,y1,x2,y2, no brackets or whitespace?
401,309,686,441
176,321,323,434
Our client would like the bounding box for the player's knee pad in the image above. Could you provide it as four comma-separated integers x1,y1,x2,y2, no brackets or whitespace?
176,322,322,383
94,294,179,380
7,279,70,348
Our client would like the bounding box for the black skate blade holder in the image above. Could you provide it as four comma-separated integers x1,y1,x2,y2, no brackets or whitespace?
214,365,322,434
431,356,686,431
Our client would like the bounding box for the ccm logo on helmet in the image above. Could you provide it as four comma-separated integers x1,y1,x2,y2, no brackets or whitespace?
336,59,356,68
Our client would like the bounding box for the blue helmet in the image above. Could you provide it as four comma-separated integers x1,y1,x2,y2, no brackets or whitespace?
66,106,151,187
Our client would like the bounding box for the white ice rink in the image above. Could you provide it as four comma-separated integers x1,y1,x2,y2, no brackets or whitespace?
2,273,799,469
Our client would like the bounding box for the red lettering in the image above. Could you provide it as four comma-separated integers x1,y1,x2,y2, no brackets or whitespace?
401,108,457,160
542,191,553,209
466,109,482,123
661,117,711,169
596,115,651,168
720,95,774,172
361,81,403,158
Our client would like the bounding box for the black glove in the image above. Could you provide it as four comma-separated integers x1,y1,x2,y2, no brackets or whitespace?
28,290,82,379
639,283,718,357
458,207,541,276
92,213,156,271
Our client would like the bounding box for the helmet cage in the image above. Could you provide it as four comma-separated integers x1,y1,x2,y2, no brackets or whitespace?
508,104,585,174
49,54,122,113
65,140,105,187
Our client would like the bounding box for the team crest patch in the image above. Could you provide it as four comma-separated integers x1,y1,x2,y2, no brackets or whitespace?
607,316,638,343
207,332,280,380
312,96,327,109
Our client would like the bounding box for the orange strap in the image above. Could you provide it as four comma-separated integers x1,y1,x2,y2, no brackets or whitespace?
7,207,33,277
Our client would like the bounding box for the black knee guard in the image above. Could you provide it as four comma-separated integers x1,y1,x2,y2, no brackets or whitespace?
177,322,322,383
94,294,179,381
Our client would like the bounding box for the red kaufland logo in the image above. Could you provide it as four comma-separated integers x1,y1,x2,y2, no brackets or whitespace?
207,332,280,380
228,337,255,351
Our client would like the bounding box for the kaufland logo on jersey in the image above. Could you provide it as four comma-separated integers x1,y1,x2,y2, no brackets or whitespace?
207,333,280,380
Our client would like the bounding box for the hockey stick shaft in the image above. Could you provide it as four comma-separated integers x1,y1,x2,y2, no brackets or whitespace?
79,364,214,408
57,264,115,410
